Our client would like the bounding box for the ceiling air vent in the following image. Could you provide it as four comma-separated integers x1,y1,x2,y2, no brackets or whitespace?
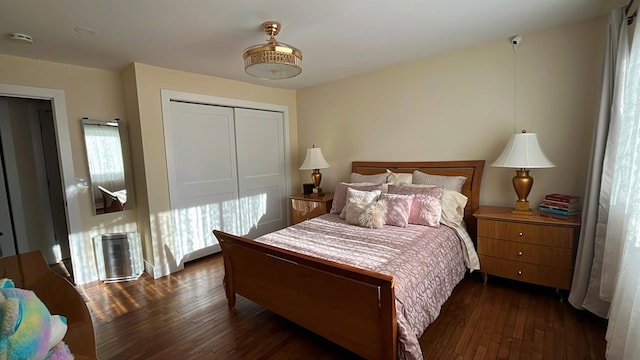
9,33,33,44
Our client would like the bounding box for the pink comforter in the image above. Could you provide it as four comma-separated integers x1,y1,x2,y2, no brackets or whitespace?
254,214,468,360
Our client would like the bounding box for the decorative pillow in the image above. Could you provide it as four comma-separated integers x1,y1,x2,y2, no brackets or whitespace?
397,184,468,226
379,193,413,227
441,189,467,226
340,188,382,218
350,172,388,184
331,182,383,214
344,202,367,226
356,200,388,229
385,170,413,185
387,184,443,227
412,170,467,193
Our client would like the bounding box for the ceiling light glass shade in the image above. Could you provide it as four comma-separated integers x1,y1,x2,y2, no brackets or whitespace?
491,132,555,169
299,147,329,170
243,21,302,80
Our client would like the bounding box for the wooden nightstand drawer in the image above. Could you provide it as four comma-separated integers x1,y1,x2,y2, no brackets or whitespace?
292,199,328,221
479,255,573,289
290,193,334,224
477,237,573,269
477,219,574,248
474,206,580,291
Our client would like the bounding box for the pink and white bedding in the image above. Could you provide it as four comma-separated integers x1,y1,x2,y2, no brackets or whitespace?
254,213,474,360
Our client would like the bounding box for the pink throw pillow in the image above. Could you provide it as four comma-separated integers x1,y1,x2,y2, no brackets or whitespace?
379,193,414,227
387,184,443,227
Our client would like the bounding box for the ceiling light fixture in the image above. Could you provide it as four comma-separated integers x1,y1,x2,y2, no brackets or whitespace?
9,33,33,44
242,21,302,80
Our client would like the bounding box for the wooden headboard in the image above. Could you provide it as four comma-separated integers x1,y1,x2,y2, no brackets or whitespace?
352,160,485,238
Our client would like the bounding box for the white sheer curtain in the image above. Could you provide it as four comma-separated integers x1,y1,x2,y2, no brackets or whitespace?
604,5,640,357
569,6,628,319
84,123,125,200
569,6,640,360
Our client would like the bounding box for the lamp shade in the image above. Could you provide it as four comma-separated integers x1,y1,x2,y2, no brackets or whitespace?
491,132,555,169
299,147,329,170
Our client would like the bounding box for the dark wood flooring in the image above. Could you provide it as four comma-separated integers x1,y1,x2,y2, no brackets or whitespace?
78,254,607,360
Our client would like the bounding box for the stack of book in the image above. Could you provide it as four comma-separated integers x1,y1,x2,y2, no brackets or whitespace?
539,194,581,217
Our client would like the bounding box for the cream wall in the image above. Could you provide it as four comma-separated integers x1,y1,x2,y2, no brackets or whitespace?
297,17,606,209
0,56,298,283
127,63,298,277
0,54,137,284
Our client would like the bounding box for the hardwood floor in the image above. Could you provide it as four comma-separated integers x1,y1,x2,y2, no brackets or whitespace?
79,254,607,359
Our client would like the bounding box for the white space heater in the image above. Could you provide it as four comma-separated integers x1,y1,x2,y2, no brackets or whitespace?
93,232,143,282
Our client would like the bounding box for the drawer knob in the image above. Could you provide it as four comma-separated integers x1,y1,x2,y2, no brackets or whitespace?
305,206,310,211
518,232,524,237
517,270,523,276
517,251,523,256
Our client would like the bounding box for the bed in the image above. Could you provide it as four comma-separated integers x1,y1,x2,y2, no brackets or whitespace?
213,160,484,359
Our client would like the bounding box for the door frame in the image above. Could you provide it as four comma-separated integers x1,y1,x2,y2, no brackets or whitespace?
0,84,81,270
0,100,17,256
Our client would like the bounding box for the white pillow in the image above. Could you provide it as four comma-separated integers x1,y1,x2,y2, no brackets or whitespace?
386,169,413,185
350,172,388,184
397,183,468,226
412,170,467,193
344,202,367,226
345,200,387,229
440,190,468,226
331,182,383,214
340,188,381,218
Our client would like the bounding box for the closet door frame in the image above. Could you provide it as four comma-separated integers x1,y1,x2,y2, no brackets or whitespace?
160,88,292,224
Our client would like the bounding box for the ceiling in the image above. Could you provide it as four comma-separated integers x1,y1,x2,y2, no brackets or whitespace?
0,0,617,90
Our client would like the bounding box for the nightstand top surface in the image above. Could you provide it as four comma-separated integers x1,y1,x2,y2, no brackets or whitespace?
290,192,334,201
474,206,581,227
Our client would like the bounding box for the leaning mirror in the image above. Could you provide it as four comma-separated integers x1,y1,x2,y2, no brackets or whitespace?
81,117,134,215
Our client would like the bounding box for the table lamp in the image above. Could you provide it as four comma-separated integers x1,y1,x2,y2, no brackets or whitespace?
492,130,555,215
299,145,330,195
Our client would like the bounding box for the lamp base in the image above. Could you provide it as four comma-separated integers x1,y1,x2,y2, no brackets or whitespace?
511,168,534,216
311,170,323,196
512,200,533,215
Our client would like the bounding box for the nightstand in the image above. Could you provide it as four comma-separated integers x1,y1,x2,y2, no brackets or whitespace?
473,206,580,290
290,193,334,224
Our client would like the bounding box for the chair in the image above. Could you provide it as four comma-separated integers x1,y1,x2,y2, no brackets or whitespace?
97,186,125,213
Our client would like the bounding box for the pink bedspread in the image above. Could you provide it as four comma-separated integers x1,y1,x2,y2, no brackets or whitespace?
254,214,468,360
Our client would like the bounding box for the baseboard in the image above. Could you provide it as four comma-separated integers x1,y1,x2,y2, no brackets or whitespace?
146,244,222,279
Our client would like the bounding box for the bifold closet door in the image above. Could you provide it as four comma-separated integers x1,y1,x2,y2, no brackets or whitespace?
165,101,239,252
165,101,288,259
234,108,287,238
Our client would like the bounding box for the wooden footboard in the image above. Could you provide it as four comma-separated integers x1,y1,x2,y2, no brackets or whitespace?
213,230,398,360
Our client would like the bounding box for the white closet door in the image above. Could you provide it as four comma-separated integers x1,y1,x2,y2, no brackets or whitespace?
234,108,287,238
165,102,238,254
